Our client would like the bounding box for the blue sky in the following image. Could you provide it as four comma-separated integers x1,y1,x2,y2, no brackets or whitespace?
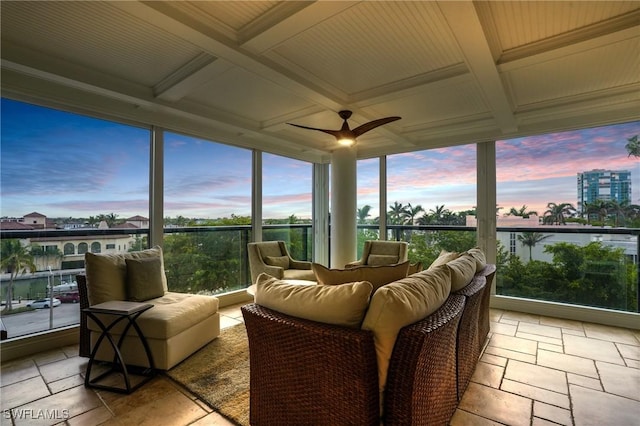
1,98,638,220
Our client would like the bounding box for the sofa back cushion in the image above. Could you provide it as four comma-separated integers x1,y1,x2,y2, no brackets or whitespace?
255,273,373,328
84,246,168,305
466,247,487,271
446,254,478,291
361,265,451,392
313,261,409,292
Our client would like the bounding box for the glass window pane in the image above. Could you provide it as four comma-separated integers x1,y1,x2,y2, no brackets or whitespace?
495,121,640,312
262,153,312,261
387,145,477,266
1,98,150,338
163,133,252,294
357,158,380,256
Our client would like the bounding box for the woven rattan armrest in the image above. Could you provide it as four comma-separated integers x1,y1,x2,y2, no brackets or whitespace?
241,303,380,425
384,294,465,426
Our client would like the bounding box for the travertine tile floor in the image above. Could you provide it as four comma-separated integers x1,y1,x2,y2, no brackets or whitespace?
1,306,639,425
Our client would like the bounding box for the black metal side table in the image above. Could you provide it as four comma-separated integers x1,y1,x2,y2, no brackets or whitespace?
83,301,155,394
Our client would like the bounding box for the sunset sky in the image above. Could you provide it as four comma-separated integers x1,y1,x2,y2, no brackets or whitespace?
1,98,638,221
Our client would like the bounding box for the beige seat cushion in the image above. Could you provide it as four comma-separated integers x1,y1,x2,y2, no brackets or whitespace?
255,273,373,328
88,292,219,340
361,265,451,391
84,246,168,305
313,261,409,291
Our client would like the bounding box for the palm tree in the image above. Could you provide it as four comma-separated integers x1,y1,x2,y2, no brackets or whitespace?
607,200,627,227
507,205,538,218
517,232,550,261
401,203,424,225
429,204,451,225
1,240,36,311
543,202,575,225
388,202,405,225
357,205,372,224
625,135,639,158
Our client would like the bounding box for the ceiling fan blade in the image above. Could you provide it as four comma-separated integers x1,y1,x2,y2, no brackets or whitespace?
287,122,341,138
352,116,401,137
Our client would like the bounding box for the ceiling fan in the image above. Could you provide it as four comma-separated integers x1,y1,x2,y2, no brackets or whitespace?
287,110,401,146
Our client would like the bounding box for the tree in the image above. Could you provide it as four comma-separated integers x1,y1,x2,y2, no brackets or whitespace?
428,204,451,225
507,205,538,218
543,202,575,225
1,239,36,311
388,202,405,225
517,232,550,261
625,135,639,158
401,203,424,225
357,205,372,224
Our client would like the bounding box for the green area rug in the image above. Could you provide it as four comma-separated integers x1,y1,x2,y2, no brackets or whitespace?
165,324,249,426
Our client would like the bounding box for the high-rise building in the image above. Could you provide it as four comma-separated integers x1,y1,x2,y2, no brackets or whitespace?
577,169,632,214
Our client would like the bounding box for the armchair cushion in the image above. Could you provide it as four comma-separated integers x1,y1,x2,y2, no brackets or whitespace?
255,273,373,328
361,265,451,391
313,261,410,291
264,255,290,269
126,256,165,302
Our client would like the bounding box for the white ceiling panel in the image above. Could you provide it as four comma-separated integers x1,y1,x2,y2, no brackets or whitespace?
505,37,640,107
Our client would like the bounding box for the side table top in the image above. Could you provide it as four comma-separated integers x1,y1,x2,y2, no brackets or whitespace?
85,300,153,315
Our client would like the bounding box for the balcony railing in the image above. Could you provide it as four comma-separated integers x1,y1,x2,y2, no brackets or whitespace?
1,223,637,340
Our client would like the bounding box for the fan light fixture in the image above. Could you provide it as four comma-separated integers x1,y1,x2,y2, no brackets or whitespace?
288,110,400,146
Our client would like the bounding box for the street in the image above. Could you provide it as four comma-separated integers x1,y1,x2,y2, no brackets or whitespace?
1,302,80,339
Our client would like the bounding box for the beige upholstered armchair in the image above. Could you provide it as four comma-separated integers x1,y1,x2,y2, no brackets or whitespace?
345,240,409,268
248,241,315,284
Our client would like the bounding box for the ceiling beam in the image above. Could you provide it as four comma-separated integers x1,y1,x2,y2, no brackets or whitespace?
438,0,518,134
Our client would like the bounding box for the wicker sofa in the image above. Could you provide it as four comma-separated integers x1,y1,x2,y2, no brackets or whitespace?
242,250,495,425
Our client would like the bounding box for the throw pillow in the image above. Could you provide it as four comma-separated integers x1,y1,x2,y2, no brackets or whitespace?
428,250,460,269
84,252,128,305
361,265,452,392
255,273,373,328
313,261,410,292
126,256,165,302
367,254,399,266
264,255,290,269
84,246,167,305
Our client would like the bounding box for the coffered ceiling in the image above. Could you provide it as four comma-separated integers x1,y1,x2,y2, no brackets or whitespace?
1,1,639,162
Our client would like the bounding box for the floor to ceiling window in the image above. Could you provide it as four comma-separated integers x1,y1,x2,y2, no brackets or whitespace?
0,98,150,338
356,157,380,256
495,121,640,313
262,153,313,261
163,132,252,294
387,145,477,265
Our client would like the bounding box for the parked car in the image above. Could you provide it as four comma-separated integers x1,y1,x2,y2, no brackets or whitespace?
56,292,79,303
26,298,61,309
